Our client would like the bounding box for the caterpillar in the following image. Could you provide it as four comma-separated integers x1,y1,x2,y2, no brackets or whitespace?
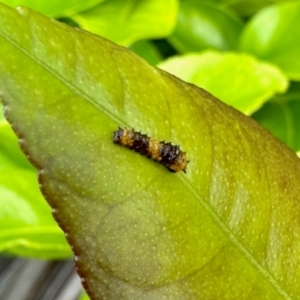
113,127,188,173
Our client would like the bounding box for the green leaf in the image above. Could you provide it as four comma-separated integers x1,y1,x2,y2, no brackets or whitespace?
1,3,300,299
0,118,32,170
253,93,300,152
0,108,4,121
239,2,300,80
72,0,178,45
0,115,70,258
0,0,103,18
129,40,163,66
0,167,71,258
158,51,288,115
79,291,90,300
220,0,288,17
169,1,243,53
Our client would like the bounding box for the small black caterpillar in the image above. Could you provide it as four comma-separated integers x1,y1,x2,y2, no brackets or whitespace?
113,127,188,172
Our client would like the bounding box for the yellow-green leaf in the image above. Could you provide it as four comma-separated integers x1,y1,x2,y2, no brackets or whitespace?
0,119,70,258
158,51,288,115
0,0,103,18
72,0,178,46
239,2,300,80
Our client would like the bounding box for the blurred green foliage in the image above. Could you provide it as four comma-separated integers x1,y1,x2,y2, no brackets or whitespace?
1,0,299,263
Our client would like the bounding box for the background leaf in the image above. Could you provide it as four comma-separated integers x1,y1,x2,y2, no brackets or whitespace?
72,0,178,45
253,90,300,152
0,0,103,18
168,1,243,53
219,0,288,17
0,119,32,170
0,168,71,258
239,1,300,80
79,291,90,300
0,118,70,258
158,51,288,114
129,40,163,66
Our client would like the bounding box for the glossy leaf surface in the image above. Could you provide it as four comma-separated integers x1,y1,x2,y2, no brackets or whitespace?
129,40,163,66
1,4,300,300
0,118,32,170
239,2,300,80
220,0,288,17
0,119,70,258
158,51,288,115
72,0,178,45
169,1,243,53
0,0,103,17
253,93,300,152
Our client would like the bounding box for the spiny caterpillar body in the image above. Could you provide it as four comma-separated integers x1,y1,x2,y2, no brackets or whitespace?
113,127,188,172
